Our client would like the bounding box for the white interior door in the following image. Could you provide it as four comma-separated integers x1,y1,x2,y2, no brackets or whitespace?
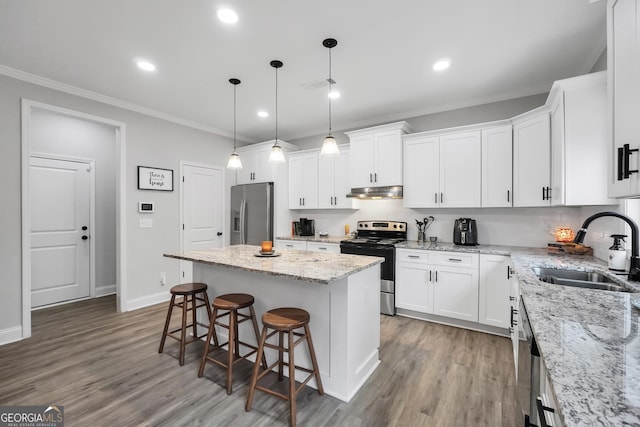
181,164,223,282
30,157,92,308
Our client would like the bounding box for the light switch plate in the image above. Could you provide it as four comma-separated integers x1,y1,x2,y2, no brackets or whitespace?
139,218,153,228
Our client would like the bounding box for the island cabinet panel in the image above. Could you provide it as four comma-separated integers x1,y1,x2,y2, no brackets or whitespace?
176,246,383,403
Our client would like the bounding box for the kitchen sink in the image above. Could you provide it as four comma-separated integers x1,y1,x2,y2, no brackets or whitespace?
531,267,632,292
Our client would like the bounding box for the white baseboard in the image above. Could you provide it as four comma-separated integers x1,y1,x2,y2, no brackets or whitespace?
126,291,171,311
95,284,116,297
0,326,24,346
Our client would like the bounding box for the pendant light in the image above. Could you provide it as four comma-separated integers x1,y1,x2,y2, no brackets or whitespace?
320,38,340,156
226,78,243,169
268,60,286,163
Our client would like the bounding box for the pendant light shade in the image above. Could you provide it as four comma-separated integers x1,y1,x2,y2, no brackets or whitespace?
320,38,340,156
268,60,286,163
226,78,243,169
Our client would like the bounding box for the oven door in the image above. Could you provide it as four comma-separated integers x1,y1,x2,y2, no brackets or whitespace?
339,243,394,282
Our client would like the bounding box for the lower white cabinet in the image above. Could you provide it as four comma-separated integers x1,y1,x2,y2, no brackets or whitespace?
540,361,564,427
478,254,512,328
396,249,479,322
274,239,340,253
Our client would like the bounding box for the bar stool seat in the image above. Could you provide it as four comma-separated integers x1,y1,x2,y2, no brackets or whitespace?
245,307,324,427
158,282,212,366
198,293,266,394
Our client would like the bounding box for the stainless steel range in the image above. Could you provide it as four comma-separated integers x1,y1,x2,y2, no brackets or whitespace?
339,221,407,316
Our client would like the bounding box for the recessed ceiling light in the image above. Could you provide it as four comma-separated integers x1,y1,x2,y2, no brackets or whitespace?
433,59,450,71
328,90,341,99
217,9,238,24
257,111,268,118
137,60,156,72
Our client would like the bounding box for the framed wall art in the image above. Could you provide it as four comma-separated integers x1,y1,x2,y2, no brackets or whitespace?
137,166,173,191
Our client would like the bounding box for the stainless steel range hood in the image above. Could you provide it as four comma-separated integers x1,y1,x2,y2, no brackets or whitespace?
346,186,403,199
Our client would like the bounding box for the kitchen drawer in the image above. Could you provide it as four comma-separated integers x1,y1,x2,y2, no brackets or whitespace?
396,249,432,264
434,251,478,269
275,239,306,250
307,242,340,253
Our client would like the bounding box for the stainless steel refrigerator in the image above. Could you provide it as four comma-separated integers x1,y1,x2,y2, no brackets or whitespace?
230,182,274,245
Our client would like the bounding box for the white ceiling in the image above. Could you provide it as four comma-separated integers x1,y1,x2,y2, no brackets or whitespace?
0,0,607,144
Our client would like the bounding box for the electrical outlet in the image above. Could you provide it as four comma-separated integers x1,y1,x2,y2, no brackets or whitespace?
160,272,166,285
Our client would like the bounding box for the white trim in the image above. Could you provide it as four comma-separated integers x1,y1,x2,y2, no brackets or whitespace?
95,284,117,297
127,291,171,311
0,65,254,143
0,326,24,346
21,99,128,343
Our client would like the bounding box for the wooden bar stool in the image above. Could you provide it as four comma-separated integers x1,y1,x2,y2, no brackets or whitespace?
158,282,212,366
198,293,266,394
245,307,324,427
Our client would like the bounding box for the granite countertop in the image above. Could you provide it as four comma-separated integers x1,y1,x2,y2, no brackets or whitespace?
275,235,348,244
399,242,640,426
164,244,383,284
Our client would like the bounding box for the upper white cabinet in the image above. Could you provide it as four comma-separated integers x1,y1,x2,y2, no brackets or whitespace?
481,125,513,207
608,0,640,197
235,140,296,185
512,108,551,207
346,121,413,188
288,152,318,209
548,72,614,206
403,128,483,208
318,147,352,208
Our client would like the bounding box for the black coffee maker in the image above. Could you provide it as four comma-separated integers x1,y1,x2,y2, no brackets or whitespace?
453,218,478,246
296,218,315,236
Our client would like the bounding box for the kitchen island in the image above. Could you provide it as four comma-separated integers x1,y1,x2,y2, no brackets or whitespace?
164,244,383,402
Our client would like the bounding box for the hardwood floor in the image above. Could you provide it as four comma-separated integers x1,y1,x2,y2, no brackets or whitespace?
0,296,520,426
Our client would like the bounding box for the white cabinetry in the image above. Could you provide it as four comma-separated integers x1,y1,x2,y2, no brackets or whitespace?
274,239,340,253
482,125,513,207
510,276,520,378
318,146,352,208
513,109,551,207
539,361,564,427
608,0,640,197
396,249,479,322
275,239,307,250
306,241,340,253
478,254,511,328
235,141,296,185
548,72,614,206
346,121,413,188
288,152,318,209
402,130,481,208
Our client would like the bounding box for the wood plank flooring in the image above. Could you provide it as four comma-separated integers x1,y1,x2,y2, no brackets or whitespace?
0,296,520,426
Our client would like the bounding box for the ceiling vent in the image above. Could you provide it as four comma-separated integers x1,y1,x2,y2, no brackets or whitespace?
301,77,336,90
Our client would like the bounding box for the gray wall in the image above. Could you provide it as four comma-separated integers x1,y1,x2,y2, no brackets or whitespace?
289,93,548,150
591,48,607,73
31,110,117,292
0,74,233,338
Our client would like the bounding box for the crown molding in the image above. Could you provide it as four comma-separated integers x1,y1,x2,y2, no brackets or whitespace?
0,64,255,143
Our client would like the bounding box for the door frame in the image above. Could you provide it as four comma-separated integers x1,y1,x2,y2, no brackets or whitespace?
179,161,225,280
29,153,97,306
21,99,127,339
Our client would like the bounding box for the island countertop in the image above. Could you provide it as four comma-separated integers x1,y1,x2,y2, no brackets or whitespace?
164,244,383,284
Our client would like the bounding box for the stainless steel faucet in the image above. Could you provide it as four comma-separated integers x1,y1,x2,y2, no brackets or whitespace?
574,211,640,281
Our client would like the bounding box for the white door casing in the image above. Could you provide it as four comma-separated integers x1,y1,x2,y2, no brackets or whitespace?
181,163,224,282
30,156,93,307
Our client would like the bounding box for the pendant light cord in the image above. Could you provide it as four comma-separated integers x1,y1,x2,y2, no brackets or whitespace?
275,65,278,143
233,83,237,151
328,46,332,135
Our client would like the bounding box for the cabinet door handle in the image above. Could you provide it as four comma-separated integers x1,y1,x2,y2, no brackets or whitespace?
507,265,511,280
618,146,625,181
369,173,373,183
542,186,545,200
440,193,443,203
448,258,462,262
624,144,639,179
303,198,305,206
374,172,377,183
286,244,294,248
429,270,432,282
507,190,510,203
318,247,327,250
434,193,438,204
408,255,420,259
536,398,555,427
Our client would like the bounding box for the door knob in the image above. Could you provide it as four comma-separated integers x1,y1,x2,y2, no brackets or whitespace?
217,232,223,236
82,235,89,240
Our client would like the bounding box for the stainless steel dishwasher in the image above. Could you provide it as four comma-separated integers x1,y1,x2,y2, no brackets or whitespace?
518,298,541,427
